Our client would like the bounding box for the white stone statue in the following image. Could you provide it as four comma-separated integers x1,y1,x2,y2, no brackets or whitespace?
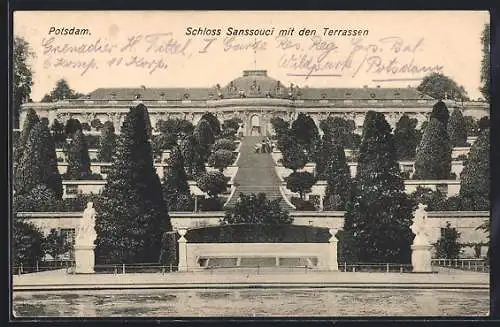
410,203,433,273
76,202,97,247
411,203,430,246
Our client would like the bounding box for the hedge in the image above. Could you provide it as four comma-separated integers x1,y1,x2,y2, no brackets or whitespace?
185,224,331,243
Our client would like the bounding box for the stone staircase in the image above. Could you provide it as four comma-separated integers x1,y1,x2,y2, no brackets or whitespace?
225,136,294,210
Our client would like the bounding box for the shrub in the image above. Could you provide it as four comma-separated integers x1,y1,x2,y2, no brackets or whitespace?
199,197,223,211
213,138,237,152
291,197,316,211
285,171,316,200
13,219,45,267
434,222,462,259
223,193,292,224
208,149,235,171
13,184,61,212
196,171,229,198
185,224,329,243
464,116,478,137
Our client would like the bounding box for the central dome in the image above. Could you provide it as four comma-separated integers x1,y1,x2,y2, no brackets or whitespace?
222,70,287,98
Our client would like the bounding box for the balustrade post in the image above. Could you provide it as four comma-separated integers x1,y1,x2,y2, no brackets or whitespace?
386,263,390,273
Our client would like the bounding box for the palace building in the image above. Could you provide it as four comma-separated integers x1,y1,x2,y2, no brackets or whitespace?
21,69,489,135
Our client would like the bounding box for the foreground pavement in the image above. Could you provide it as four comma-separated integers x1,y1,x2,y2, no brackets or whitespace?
12,268,489,291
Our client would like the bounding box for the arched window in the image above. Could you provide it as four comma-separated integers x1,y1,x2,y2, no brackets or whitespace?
251,115,260,127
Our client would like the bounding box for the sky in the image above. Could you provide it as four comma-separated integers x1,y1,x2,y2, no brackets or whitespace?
14,11,489,101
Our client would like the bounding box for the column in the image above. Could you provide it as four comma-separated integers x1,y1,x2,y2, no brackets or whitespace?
177,229,188,272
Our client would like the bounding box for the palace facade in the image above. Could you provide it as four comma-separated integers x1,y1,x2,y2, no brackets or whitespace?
21,70,489,135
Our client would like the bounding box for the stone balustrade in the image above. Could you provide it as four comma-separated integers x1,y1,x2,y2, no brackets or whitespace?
18,210,488,258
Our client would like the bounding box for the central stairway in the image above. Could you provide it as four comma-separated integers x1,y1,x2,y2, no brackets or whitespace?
225,136,294,210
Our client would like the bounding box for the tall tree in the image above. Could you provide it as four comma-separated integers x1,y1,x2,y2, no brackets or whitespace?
281,138,307,172
448,108,468,147
222,193,292,225
319,117,357,148
194,119,215,162
14,108,39,166
291,113,319,151
322,140,351,210
65,129,91,179
208,149,234,172
13,36,35,129
270,116,290,138
15,121,63,198
480,23,490,102
97,121,117,162
340,111,414,263
179,134,206,179
50,119,66,146
413,118,452,180
417,73,469,101
40,79,85,102
196,171,228,199
286,171,316,200
162,148,193,211
94,105,172,264
414,101,452,180
393,114,421,160
12,219,45,268
434,222,462,259
459,128,489,210
200,112,221,136
430,100,450,125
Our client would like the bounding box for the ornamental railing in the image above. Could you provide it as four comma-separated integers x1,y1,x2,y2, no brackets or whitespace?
431,258,489,273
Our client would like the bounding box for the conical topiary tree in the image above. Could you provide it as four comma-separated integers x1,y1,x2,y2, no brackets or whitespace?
459,128,489,210
15,121,63,198
66,129,91,179
291,113,319,156
97,121,117,162
430,100,450,125
322,139,351,210
94,105,172,264
200,112,221,136
448,108,468,147
194,118,215,162
162,148,194,211
413,117,452,180
394,114,421,160
340,111,414,264
50,119,66,147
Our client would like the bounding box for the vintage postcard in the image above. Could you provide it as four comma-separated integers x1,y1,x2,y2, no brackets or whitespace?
11,10,490,318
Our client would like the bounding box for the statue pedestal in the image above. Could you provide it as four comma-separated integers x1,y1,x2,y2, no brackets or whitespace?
411,244,433,273
74,245,96,274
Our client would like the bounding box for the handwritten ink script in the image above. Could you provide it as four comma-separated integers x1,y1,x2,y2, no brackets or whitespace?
40,31,443,80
